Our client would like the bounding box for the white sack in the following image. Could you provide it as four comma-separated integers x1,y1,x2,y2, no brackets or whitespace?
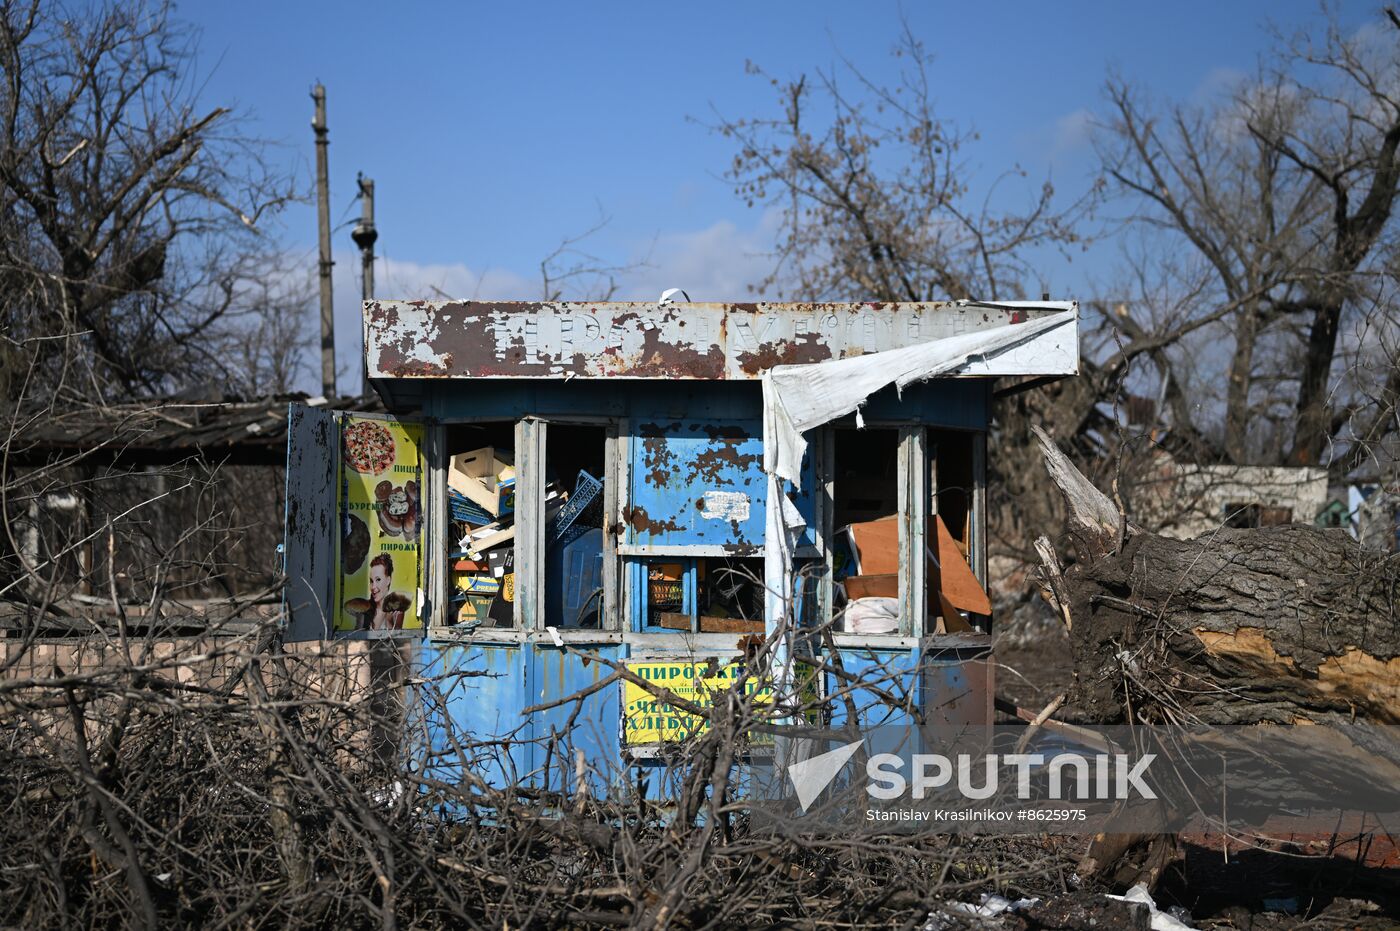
843,597,900,634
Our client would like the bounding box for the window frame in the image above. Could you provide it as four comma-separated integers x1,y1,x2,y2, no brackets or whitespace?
427,415,624,643
823,420,990,646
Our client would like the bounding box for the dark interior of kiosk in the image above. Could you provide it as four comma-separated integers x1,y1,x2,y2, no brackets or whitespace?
441,420,986,636
445,422,610,631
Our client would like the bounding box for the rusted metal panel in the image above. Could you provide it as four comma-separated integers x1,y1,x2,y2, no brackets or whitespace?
622,418,815,552
920,634,995,727
364,300,1078,381
283,403,337,641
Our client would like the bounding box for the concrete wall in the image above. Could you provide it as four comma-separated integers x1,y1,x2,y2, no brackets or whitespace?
1152,463,1329,540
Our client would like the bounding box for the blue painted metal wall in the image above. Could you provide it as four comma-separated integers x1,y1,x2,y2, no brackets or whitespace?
420,640,624,797
828,647,925,730
419,643,533,791
530,643,624,796
626,418,815,550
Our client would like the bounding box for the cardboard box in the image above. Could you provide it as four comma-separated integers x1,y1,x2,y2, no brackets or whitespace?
843,573,897,600
456,593,494,626
841,516,900,575
659,612,764,633
460,523,515,558
928,516,991,616
839,514,991,617
487,547,515,627
449,446,515,517
453,573,501,595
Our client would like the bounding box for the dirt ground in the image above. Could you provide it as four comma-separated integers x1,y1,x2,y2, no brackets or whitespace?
993,592,1075,714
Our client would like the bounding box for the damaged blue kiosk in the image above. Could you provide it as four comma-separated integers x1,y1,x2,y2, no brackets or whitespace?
282,299,1079,785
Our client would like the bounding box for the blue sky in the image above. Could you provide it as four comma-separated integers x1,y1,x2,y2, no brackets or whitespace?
177,0,1369,386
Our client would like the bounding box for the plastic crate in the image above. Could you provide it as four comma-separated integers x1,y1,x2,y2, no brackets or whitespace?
448,488,494,526
648,580,684,609
545,528,604,627
550,470,603,545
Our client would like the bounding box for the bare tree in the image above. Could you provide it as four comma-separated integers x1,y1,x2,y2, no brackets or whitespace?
708,25,1113,567
217,258,317,397
538,209,647,303
0,0,316,601
1095,9,1400,471
0,585,1082,929
713,10,1400,569
0,0,296,403
710,23,1094,303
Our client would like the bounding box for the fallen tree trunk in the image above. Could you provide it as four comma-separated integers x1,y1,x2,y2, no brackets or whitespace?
1032,426,1400,726
1030,428,1400,891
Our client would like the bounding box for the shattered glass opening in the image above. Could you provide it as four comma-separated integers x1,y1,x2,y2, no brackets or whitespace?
832,427,899,634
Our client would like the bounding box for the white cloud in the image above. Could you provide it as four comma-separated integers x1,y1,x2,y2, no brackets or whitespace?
375,257,535,303
1048,108,1094,160
618,212,781,302
325,252,536,394
1191,66,1247,106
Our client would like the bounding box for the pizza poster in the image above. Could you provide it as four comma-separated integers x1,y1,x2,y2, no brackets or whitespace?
336,416,423,633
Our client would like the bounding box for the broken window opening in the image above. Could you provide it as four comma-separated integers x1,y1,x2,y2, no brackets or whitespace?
1223,502,1259,528
696,556,765,632
645,556,766,634
931,430,974,550
1223,503,1292,529
544,424,610,629
831,427,901,634
826,426,992,637
445,422,519,630
443,421,617,632
928,429,991,635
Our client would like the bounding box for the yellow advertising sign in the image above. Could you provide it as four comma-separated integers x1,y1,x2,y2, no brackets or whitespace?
336,416,423,633
622,659,780,746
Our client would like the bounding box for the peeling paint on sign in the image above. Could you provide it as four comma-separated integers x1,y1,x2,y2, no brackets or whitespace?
363,300,1079,381
699,490,750,522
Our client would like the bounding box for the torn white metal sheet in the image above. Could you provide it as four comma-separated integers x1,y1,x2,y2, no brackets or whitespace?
762,309,1078,486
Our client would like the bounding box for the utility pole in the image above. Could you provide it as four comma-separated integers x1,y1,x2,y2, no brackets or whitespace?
312,84,336,398
352,174,378,396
